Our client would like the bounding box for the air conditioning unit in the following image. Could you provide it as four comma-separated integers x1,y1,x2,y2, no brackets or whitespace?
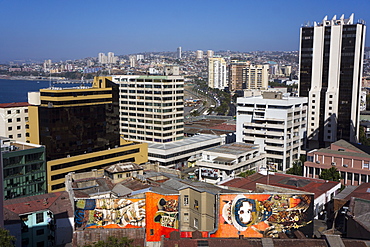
315,160,320,164
331,162,336,166
343,164,348,168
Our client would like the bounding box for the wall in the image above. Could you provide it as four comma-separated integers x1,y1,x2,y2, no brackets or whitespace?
211,193,314,238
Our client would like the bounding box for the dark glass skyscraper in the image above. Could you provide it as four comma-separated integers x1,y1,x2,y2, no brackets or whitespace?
299,14,366,149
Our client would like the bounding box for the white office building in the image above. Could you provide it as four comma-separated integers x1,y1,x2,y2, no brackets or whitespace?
112,75,184,144
236,91,307,171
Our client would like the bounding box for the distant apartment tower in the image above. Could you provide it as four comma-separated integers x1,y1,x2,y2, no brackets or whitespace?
236,92,307,171
196,50,203,59
112,75,185,143
0,102,29,142
208,57,227,90
207,50,214,58
129,55,137,67
177,47,182,59
243,64,269,90
98,53,107,64
107,52,117,64
299,14,366,148
229,61,249,91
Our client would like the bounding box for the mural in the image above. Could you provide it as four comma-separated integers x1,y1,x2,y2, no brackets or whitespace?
212,194,313,238
74,198,145,229
146,192,179,242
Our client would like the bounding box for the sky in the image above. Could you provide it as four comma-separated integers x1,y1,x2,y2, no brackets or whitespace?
1,0,370,63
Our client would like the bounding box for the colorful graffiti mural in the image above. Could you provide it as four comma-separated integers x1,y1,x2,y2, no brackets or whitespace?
212,194,313,238
146,192,179,242
74,198,145,229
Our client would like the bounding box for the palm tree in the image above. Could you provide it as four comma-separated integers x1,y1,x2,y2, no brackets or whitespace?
319,167,341,182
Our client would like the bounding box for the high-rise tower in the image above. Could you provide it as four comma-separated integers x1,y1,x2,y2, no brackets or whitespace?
299,14,366,149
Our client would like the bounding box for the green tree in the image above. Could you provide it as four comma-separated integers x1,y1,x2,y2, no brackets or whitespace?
0,228,16,247
359,126,370,146
286,162,303,176
84,236,136,247
238,170,256,177
319,167,341,182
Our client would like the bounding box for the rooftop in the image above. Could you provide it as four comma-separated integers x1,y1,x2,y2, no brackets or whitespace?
0,102,30,108
148,134,221,151
104,162,143,174
220,172,340,199
204,142,258,156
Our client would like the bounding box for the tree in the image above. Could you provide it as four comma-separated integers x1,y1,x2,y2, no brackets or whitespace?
286,161,303,176
83,236,136,247
319,167,341,182
238,170,256,177
0,228,16,247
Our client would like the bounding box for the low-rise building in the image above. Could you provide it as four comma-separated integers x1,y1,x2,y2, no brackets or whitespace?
219,172,341,218
3,191,73,247
304,139,370,186
196,142,265,183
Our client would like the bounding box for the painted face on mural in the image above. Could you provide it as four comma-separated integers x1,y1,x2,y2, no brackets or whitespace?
238,201,253,225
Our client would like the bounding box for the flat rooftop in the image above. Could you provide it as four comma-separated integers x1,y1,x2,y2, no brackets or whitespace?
204,142,258,156
148,134,221,151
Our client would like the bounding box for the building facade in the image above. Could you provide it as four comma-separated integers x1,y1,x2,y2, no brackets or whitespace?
243,64,269,90
0,102,29,142
111,75,184,144
299,14,366,148
304,139,370,186
208,57,227,90
1,137,46,200
236,92,307,171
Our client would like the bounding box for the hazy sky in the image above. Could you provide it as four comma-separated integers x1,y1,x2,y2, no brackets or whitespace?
1,0,370,62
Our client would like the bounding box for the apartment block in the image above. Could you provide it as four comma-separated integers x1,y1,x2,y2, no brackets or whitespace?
112,75,184,144
236,91,307,171
208,57,227,90
0,102,29,142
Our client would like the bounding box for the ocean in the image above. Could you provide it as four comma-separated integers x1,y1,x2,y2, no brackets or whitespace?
0,79,92,104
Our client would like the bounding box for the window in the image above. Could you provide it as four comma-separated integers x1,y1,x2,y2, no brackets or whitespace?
329,101,332,104
8,127,12,131
194,200,199,210
36,229,44,235
117,174,122,178
17,134,21,138
24,109,28,113
150,229,154,235
194,218,199,229
184,195,189,206
312,100,315,103
8,135,13,138
7,110,11,114
16,118,21,122
8,119,12,123
17,126,21,130
16,110,20,113
37,241,44,247
329,95,333,98
312,94,315,97
36,212,44,224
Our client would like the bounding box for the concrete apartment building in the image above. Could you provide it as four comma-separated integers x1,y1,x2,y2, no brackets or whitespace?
299,14,366,149
0,102,29,142
228,62,269,92
1,137,46,200
243,64,269,90
111,74,185,144
236,91,307,171
208,57,227,90
304,139,370,186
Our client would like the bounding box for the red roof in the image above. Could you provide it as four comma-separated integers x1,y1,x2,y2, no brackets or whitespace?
0,102,30,108
343,182,370,201
3,191,73,219
221,173,340,199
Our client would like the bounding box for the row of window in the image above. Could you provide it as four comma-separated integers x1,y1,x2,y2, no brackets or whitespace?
6,109,28,114
7,117,27,123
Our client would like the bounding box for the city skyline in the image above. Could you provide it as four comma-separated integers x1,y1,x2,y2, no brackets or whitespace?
1,0,370,63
